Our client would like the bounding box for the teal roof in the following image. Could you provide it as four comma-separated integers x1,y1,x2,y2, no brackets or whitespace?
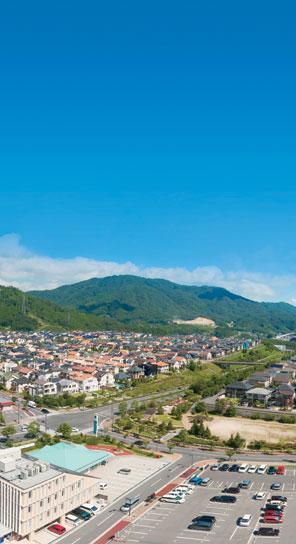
30,442,112,473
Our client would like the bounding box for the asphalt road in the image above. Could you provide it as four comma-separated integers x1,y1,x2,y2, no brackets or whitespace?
34,388,187,433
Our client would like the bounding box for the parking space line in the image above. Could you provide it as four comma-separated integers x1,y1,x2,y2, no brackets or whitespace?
229,526,238,541
176,537,210,542
199,511,229,516
128,531,148,535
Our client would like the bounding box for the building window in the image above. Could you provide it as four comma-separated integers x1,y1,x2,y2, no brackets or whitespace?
40,501,43,507
29,491,32,499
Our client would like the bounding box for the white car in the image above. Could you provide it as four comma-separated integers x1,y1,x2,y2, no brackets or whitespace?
239,514,252,527
254,492,266,500
211,464,219,471
176,486,193,495
71,427,79,433
21,425,28,432
248,465,257,473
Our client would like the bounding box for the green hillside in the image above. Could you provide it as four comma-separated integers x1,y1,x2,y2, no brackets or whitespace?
30,275,296,334
0,285,121,331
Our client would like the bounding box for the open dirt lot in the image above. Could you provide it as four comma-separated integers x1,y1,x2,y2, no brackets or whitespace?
207,415,296,443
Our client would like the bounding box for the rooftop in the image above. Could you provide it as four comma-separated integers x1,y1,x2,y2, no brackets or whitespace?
29,442,113,473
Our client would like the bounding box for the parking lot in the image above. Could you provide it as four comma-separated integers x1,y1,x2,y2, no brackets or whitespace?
91,454,171,503
119,463,296,544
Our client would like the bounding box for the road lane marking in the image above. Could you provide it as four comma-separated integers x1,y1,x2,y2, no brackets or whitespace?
96,512,115,527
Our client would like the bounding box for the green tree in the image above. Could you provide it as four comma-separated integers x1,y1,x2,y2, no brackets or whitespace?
2,425,16,438
194,401,207,414
190,418,211,439
118,401,128,416
57,422,72,439
76,393,86,409
224,405,237,417
27,421,40,438
226,432,245,449
167,419,174,431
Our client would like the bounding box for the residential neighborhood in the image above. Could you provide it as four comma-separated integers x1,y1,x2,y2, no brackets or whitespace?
225,357,296,409
0,330,256,402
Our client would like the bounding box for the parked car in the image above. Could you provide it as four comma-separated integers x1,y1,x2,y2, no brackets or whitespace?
267,466,277,475
239,480,252,489
211,464,219,471
262,516,283,524
80,503,98,515
254,527,280,536
200,478,211,486
239,514,252,527
222,486,240,494
264,510,283,518
219,463,229,472
271,482,282,490
47,524,66,535
248,465,257,473
276,465,285,475
254,492,266,500
269,495,287,505
229,464,239,472
188,515,216,531
210,495,237,503
71,508,91,521
189,476,203,486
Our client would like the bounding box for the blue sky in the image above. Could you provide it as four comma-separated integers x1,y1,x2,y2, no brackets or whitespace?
1,1,296,301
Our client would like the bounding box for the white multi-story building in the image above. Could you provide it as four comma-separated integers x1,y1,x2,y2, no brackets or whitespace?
0,448,100,542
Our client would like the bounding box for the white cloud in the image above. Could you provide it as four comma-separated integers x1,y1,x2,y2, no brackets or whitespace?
0,233,295,303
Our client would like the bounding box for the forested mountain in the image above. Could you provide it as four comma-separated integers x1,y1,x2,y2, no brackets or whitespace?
0,285,120,331
30,275,296,334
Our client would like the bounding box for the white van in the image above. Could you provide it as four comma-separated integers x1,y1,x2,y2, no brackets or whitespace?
257,465,267,474
65,513,80,525
80,503,99,515
28,401,36,408
238,464,249,473
160,495,185,504
162,490,186,499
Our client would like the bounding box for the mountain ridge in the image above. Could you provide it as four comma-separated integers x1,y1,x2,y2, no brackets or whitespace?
30,275,296,334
